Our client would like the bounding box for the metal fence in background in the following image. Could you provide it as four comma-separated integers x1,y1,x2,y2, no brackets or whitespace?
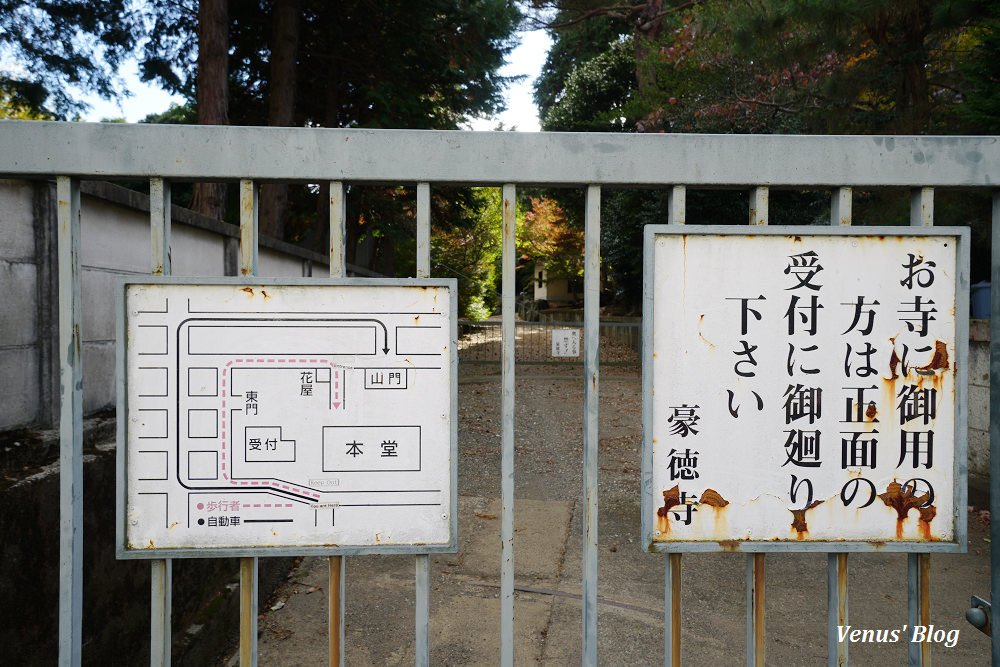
458,320,641,365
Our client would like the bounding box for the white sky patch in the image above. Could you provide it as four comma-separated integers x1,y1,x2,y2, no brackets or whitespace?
79,59,185,122
467,28,551,132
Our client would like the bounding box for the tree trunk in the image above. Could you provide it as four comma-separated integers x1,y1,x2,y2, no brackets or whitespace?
634,0,664,132
191,0,229,221
897,1,931,133
260,0,300,241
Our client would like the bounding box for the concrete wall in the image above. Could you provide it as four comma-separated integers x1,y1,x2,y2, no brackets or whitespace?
968,320,990,501
0,178,349,431
0,180,56,428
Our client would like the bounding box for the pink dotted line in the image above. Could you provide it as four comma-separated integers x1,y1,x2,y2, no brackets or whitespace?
217,358,340,500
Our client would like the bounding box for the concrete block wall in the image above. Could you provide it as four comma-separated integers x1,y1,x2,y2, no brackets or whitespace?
0,178,344,432
968,320,990,500
0,180,57,429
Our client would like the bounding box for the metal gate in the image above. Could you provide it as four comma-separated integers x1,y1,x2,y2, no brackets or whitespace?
458,320,641,365
2,122,999,666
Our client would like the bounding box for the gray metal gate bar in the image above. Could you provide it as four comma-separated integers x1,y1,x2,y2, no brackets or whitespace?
149,176,172,667
746,186,769,667
415,181,432,667
239,556,259,666
827,186,852,667
582,184,600,665
500,184,516,667
57,175,83,666
908,186,935,667
328,180,346,667
664,183,685,667
990,191,1000,666
238,179,259,665
827,553,848,667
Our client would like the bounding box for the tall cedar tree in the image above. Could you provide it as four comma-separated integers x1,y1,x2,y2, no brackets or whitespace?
141,0,520,259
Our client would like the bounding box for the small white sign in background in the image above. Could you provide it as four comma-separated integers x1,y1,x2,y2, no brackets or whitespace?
118,279,456,556
551,328,580,358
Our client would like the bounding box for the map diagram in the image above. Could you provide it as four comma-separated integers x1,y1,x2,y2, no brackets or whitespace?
119,280,455,555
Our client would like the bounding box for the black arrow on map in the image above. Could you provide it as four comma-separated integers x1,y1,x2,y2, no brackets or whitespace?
337,318,390,354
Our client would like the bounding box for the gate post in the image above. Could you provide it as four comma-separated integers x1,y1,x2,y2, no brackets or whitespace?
57,175,83,666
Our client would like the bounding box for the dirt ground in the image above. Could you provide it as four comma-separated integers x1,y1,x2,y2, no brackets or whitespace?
225,364,993,666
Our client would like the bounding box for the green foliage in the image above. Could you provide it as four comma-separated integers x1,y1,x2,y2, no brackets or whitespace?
0,88,56,120
532,5,631,120
432,188,503,320
140,103,197,125
541,37,636,132
959,0,1000,132
0,0,139,118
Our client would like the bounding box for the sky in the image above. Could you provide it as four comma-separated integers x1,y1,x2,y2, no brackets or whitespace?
80,28,552,132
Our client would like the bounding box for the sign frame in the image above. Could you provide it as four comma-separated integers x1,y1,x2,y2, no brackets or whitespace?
116,276,458,559
641,225,969,554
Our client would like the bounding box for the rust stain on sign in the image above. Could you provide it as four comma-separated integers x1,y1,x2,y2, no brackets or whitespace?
700,488,729,508
888,340,949,381
916,340,949,373
657,487,728,535
789,500,823,538
878,481,935,539
657,485,681,534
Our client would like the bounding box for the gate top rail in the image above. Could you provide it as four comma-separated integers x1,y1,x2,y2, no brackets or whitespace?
1,120,999,188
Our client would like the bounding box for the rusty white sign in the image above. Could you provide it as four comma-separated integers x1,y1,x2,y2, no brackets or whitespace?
642,227,969,552
117,279,456,557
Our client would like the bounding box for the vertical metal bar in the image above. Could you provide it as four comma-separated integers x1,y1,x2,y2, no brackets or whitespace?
989,191,1000,667
907,187,933,666
668,185,686,225
150,559,172,667
831,187,852,227
238,178,258,665
57,175,83,666
500,184,517,667
415,181,432,666
327,181,346,667
746,553,765,667
908,554,921,665
330,182,345,277
240,556,258,666
827,553,848,667
329,556,344,667
582,185,600,666
920,554,931,665
750,186,769,226
240,179,259,276
417,182,431,279
746,189,766,667
150,178,171,276
827,187,851,667
415,556,430,666
665,554,681,667
910,187,934,227
149,177,172,667
665,184,684,667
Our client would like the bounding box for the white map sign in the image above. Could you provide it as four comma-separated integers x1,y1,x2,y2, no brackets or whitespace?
117,280,456,556
642,227,968,552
